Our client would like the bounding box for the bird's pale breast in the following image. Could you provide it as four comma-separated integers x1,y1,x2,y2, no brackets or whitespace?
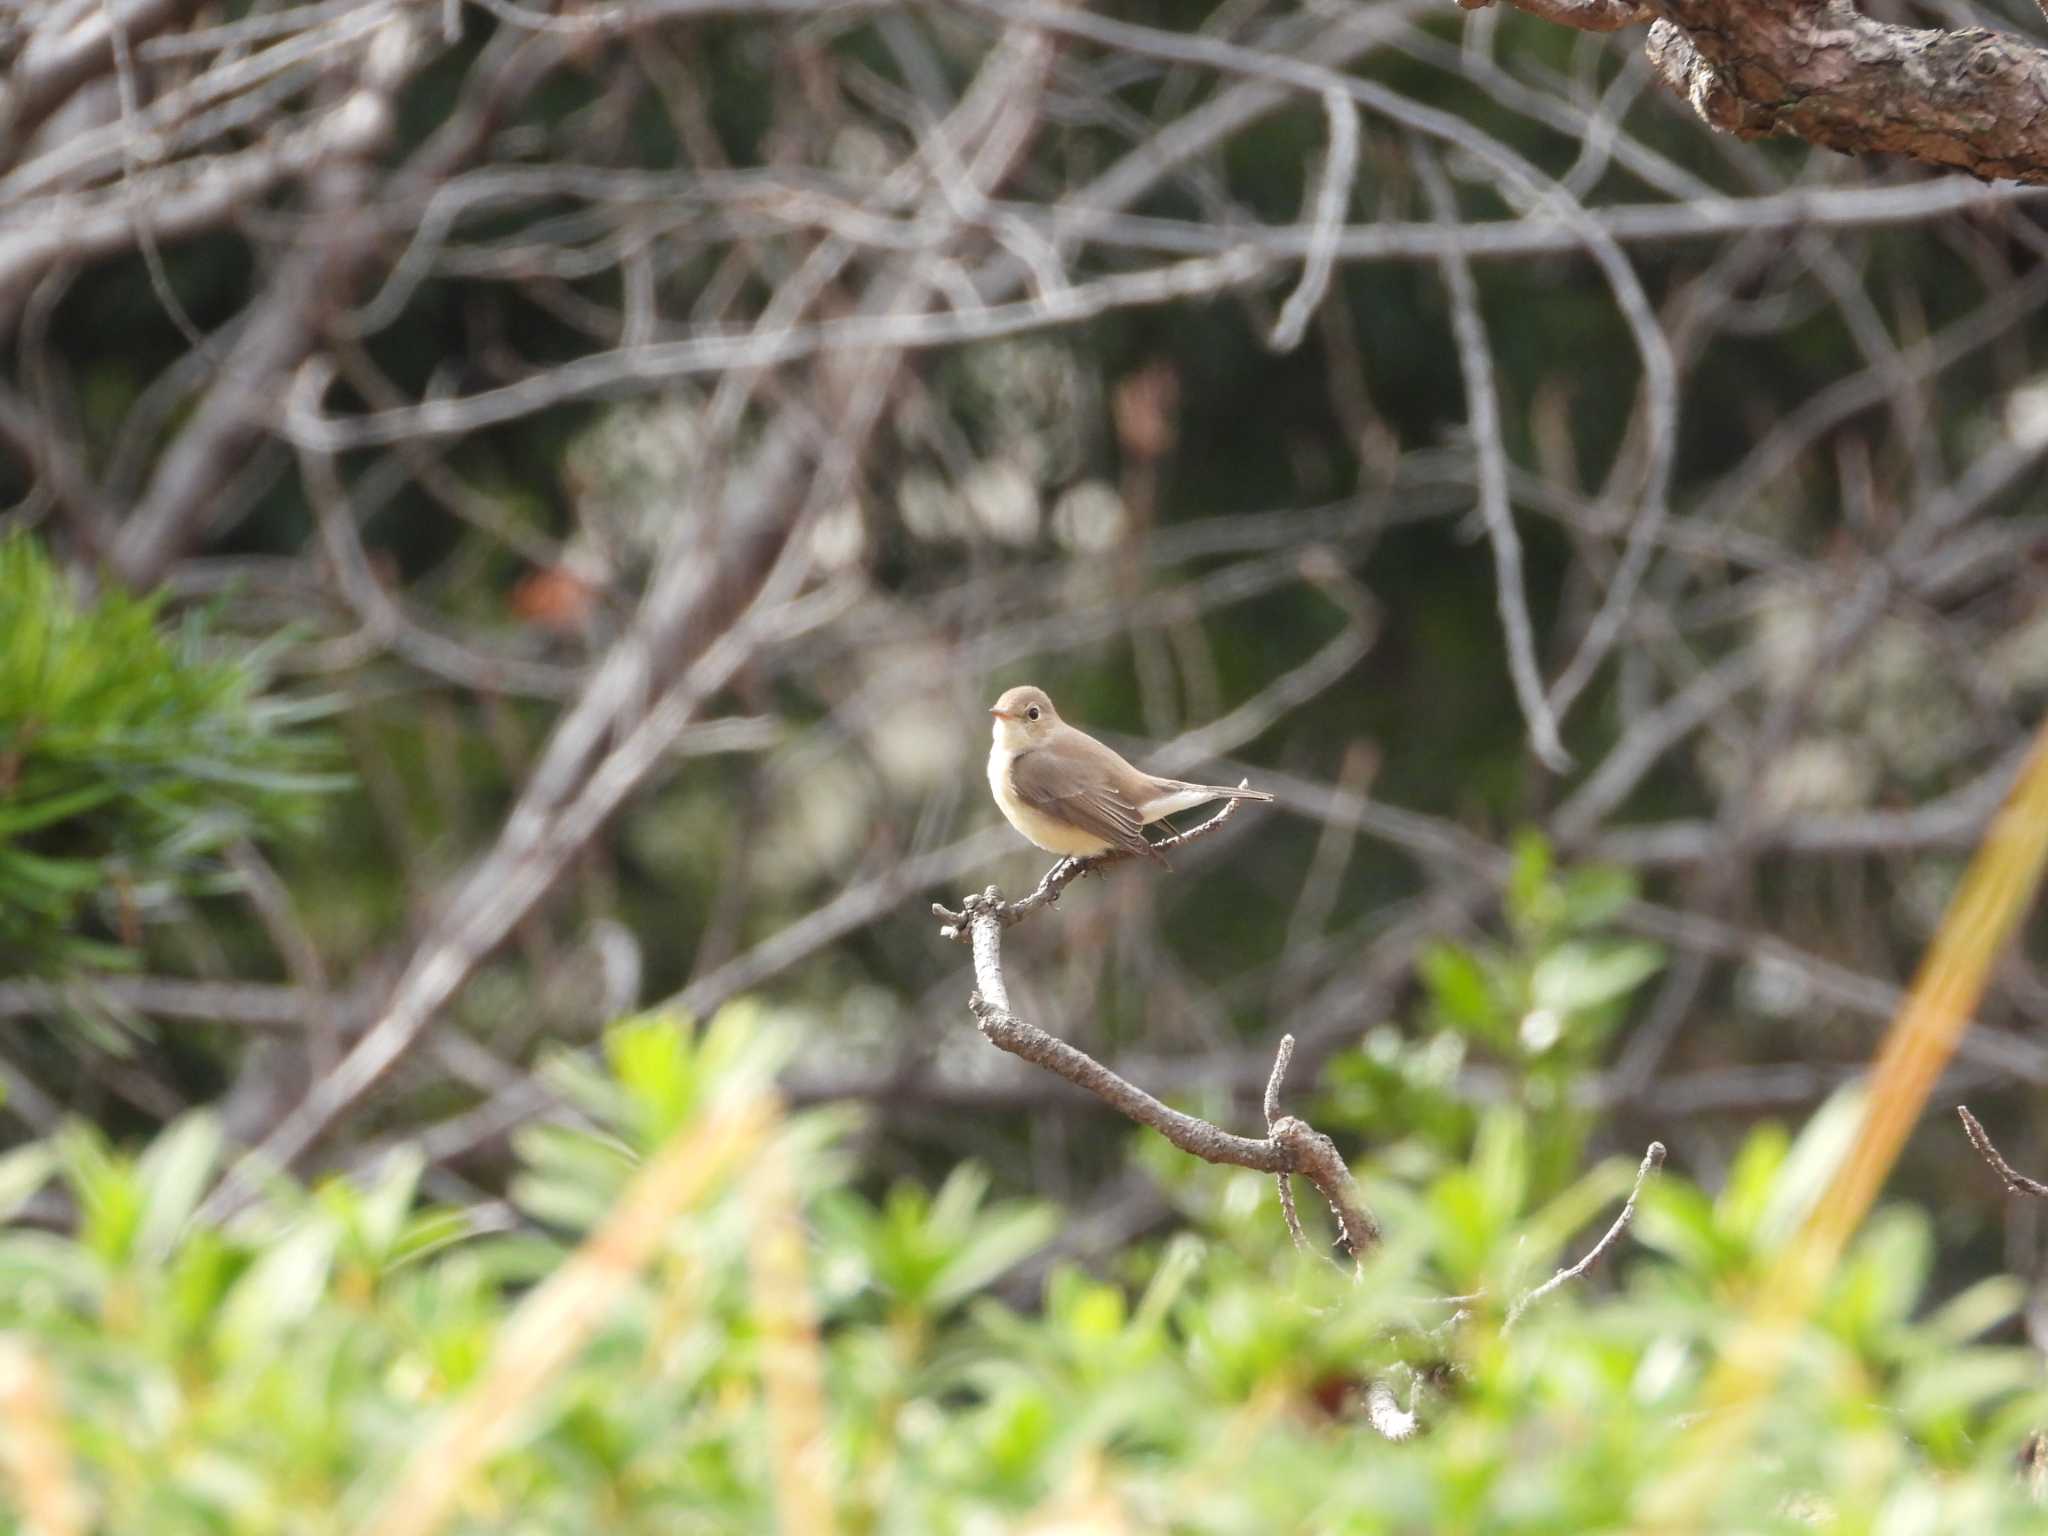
987,742,1115,856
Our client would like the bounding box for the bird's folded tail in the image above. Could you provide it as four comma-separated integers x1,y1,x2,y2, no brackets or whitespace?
1140,779,1276,822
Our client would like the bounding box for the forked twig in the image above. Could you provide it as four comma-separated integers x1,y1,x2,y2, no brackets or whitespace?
1265,1034,1313,1257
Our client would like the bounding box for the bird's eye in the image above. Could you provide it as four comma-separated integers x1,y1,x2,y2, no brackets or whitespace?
1026,706,1041,720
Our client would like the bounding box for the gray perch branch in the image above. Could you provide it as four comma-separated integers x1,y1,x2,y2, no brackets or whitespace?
934,794,1380,1259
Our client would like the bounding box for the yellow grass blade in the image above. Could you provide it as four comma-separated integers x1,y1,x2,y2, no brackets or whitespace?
354,1094,775,1536
1639,718,2048,1527
0,1336,87,1536
747,1136,837,1536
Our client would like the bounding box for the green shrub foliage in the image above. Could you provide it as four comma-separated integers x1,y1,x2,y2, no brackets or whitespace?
0,536,336,973
1,1012,2042,1533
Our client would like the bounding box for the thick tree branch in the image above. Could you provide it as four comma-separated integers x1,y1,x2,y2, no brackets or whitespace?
1468,0,2048,185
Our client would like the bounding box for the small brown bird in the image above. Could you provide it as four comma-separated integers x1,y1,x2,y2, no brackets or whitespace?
986,685,1274,860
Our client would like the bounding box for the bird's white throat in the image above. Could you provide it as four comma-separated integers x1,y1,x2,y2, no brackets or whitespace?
990,713,1034,754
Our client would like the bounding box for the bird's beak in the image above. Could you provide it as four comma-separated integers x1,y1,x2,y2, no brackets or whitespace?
989,706,1014,720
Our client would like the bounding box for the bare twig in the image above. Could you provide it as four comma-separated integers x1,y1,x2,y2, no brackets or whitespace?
1264,1034,1311,1256
227,840,342,1074
1504,1142,1664,1331
1268,87,1358,353
1957,1106,2048,1199
285,250,1273,451
0,0,209,159
1261,1032,1295,1127
1415,141,1571,773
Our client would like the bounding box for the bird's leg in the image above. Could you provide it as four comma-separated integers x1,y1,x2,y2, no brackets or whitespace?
1033,854,1107,910
1144,816,1188,871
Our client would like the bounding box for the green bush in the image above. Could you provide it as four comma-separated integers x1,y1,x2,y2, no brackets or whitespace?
1,1011,2041,1533
0,535,336,974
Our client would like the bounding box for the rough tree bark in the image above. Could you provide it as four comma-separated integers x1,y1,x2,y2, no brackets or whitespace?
1467,0,2048,184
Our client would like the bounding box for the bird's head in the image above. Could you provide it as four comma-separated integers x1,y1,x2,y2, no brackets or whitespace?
990,685,1059,749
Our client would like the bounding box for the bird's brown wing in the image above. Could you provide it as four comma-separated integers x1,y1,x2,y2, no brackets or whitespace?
1009,747,1159,860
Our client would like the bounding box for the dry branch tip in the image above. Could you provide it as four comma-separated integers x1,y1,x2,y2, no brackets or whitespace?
1958,1105,2048,1198
1503,1140,1664,1330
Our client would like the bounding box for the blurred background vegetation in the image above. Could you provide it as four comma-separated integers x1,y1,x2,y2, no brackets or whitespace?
7,0,2048,1526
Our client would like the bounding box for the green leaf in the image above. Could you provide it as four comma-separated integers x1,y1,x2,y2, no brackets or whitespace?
1133,1232,1204,1336
1530,941,1665,1016
1471,1107,1530,1231
357,1146,426,1260
1428,1168,1498,1285
1923,1276,2026,1346
1507,828,1554,933
1557,864,1638,930
0,846,103,893
135,1111,223,1261
390,1208,476,1269
0,1142,55,1222
1634,1179,1728,1276
216,1220,337,1358
1757,1083,1869,1252
1832,1206,1931,1335
55,1122,143,1265
607,1012,699,1142
1419,943,1496,1034
1714,1122,1789,1248
1896,1348,2041,1426
0,533,341,976
0,781,122,838
928,1203,1060,1310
